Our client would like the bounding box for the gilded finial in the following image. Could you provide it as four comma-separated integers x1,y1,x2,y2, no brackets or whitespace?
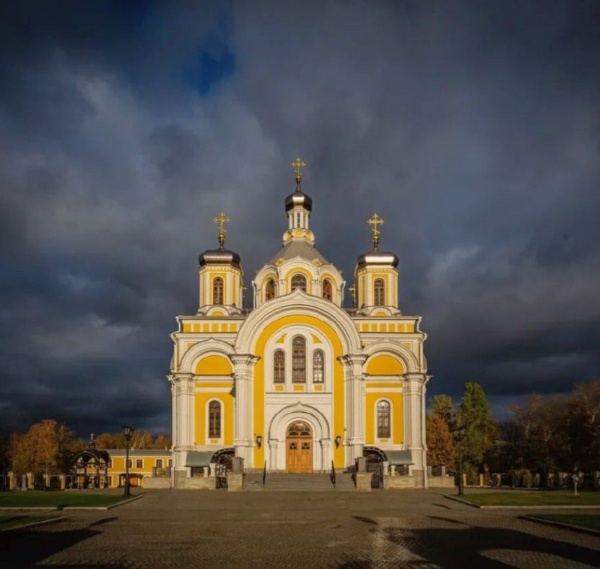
290,157,306,189
212,211,230,249
367,213,384,251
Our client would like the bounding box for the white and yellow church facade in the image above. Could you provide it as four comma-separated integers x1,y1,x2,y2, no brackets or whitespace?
168,159,430,487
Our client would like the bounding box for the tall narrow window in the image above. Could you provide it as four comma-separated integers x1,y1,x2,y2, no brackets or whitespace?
374,278,385,306
209,400,221,438
265,278,275,301
313,350,324,383
292,336,306,383
274,350,285,383
213,277,224,305
322,279,333,301
377,400,391,438
291,274,307,292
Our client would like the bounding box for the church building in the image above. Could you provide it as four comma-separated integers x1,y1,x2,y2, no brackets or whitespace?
168,159,430,488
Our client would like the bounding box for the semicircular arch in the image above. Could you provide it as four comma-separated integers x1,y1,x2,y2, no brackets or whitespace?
179,338,235,374
235,293,362,355
363,340,421,374
269,402,330,441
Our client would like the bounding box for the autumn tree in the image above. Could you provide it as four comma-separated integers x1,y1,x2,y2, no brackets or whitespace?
455,382,496,478
431,394,454,427
567,379,600,472
8,419,74,477
129,430,153,450
426,414,456,468
511,393,569,476
94,432,121,449
152,434,172,450
90,431,171,450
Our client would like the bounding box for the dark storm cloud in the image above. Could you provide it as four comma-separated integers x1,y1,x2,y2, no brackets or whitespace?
0,0,599,435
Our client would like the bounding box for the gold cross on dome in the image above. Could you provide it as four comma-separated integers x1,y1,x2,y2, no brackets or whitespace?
212,211,230,247
367,213,384,250
290,157,306,185
291,157,306,177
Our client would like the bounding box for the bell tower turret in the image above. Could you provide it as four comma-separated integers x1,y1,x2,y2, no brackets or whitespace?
353,213,400,310
198,211,244,310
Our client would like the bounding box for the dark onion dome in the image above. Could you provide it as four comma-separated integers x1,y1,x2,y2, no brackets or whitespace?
285,189,313,212
357,249,399,269
199,248,241,269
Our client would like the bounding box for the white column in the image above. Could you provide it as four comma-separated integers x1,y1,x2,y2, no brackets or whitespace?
231,354,259,467
403,373,429,473
170,373,195,476
268,439,278,470
320,439,331,473
340,354,367,466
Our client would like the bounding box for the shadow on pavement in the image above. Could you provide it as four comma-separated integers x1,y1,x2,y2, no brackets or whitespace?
333,522,600,568
0,517,130,569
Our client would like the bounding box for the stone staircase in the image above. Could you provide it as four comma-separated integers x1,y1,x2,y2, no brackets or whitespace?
243,472,356,491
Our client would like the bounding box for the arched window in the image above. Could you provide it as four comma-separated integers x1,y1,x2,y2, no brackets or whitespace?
213,277,224,305
322,279,332,301
377,400,391,438
265,279,276,301
273,350,285,383
292,336,306,383
209,400,221,438
313,350,324,383
374,278,385,306
291,273,307,292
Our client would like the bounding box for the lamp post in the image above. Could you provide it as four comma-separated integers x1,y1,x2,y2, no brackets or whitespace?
122,425,134,497
454,426,466,497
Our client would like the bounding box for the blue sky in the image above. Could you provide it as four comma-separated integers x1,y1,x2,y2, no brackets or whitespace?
0,0,599,436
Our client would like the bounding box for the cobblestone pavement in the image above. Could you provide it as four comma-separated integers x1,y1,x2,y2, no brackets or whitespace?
1,489,599,568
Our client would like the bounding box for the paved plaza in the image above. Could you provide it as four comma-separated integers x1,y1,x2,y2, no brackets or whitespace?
1,488,599,568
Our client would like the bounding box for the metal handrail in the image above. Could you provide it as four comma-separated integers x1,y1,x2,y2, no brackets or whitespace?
330,460,336,488
262,461,267,488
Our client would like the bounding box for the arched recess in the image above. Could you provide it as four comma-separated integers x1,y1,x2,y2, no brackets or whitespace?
365,354,404,376
195,354,233,376
235,292,362,356
178,338,235,374
268,402,330,441
363,340,421,375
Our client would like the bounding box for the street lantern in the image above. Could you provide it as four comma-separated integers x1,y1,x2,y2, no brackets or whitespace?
454,426,467,496
122,425,134,497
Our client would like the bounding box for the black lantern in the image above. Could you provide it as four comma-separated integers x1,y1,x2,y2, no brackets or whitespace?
122,425,134,497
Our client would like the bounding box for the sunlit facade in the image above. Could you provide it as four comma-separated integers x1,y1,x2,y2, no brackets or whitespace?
168,160,429,488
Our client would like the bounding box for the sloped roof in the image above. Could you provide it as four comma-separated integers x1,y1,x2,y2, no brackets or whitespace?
267,239,331,266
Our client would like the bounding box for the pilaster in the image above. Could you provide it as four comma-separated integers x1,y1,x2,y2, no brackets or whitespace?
231,354,260,465
339,354,367,465
402,372,430,473
169,372,195,476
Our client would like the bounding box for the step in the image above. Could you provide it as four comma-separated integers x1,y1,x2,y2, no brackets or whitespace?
242,472,356,491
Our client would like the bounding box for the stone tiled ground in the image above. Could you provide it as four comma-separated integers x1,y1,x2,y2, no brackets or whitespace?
1,489,599,568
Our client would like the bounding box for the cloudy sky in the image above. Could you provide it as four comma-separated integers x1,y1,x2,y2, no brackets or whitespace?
1,1,599,437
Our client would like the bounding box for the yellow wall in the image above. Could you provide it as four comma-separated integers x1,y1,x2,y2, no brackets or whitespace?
106,453,171,488
364,391,404,445
194,390,235,446
194,354,233,375
365,354,404,375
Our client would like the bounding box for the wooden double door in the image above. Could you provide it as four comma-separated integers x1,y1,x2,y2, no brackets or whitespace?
286,421,313,473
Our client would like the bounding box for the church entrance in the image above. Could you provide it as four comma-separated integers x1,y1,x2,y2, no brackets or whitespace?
286,421,313,473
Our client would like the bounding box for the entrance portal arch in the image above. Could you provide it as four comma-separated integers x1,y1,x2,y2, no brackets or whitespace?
267,403,331,471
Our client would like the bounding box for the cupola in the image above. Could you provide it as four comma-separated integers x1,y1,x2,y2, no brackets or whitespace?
198,212,245,310
353,213,400,310
282,157,315,245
